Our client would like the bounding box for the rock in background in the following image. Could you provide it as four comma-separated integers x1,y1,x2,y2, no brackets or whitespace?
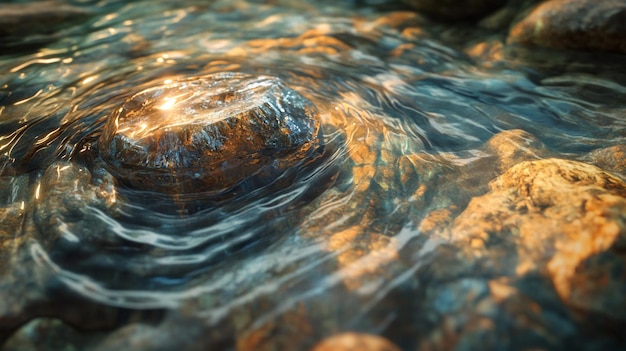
401,0,508,20
507,0,626,53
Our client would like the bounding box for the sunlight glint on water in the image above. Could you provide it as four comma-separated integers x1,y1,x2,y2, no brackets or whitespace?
0,0,625,349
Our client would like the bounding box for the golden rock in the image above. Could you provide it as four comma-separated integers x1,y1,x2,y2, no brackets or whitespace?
98,72,321,193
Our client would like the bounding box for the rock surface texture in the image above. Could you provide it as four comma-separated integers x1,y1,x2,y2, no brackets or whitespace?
1,0,625,350
413,157,626,350
449,158,626,304
98,72,321,193
508,0,626,53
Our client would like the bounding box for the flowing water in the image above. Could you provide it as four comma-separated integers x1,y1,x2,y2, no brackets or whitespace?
0,0,625,350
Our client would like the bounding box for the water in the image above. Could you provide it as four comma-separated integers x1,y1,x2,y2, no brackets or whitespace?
1,0,625,350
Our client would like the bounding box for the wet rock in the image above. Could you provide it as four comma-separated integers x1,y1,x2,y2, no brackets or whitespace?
0,245,124,345
0,174,29,259
416,274,583,351
0,205,24,256
0,1,92,38
416,129,549,228
98,72,321,194
446,158,626,316
413,242,626,350
569,241,626,321
412,159,626,350
482,129,548,173
580,144,626,177
508,0,626,53
0,165,121,339
33,162,119,247
2,318,104,351
90,313,232,351
310,333,401,351
401,0,507,20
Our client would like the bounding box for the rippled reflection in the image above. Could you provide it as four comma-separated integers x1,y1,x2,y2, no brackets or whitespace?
0,0,625,349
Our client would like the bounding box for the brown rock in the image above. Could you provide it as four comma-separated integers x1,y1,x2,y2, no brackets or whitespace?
482,129,547,173
413,158,626,350
580,144,626,177
508,0,626,53
446,158,626,313
99,72,321,194
0,1,91,37
310,333,401,351
401,0,507,20
417,129,549,232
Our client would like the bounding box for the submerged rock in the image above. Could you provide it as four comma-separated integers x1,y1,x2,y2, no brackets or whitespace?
412,157,626,350
401,0,507,20
0,1,92,38
33,162,119,247
482,129,548,173
0,175,28,254
580,144,626,177
448,158,626,316
508,0,626,53
98,72,321,194
310,333,401,351
2,318,103,351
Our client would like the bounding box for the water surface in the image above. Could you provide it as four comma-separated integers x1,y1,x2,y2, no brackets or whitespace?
1,0,625,350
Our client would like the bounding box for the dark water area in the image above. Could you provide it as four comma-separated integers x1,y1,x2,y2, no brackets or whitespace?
0,0,625,350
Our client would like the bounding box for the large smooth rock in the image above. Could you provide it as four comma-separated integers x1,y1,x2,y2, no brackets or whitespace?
508,0,626,53
401,0,507,20
98,72,321,193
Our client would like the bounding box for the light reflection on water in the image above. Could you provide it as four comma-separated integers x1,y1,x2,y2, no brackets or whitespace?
0,0,625,349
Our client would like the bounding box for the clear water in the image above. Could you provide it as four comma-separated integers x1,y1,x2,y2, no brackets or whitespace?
0,0,625,349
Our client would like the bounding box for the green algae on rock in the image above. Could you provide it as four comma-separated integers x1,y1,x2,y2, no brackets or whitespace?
98,72,322,194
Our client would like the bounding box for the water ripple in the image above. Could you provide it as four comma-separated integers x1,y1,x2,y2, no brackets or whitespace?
0,0,624,340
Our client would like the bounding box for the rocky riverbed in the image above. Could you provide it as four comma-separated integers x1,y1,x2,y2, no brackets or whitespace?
0,0,625,350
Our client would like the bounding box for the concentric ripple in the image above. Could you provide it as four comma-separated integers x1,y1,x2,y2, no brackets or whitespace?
0,1,625,346
28,70,339,301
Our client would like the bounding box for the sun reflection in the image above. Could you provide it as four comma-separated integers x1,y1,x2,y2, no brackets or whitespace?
82,76,98,85
129,122,149,138
158,97,177,111
10,58,61,73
